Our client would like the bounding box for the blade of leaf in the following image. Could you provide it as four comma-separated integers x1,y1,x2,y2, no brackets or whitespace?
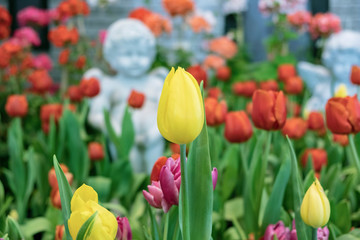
148,205,160,240
286,136,310,240
53,155,73,240
76,211,98,240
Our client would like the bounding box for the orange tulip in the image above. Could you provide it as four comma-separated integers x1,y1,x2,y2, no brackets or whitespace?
204,97,227,126
281,117,308,139
224,111,253,143
301,149,327,172
232,81,257,98
350,65,360,85
5,95,28,117
128,90,145,109
88,142,104,161
278,64,296,82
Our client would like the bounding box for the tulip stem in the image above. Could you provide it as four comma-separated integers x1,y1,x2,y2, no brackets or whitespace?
349,134,360,176
312,227,317,240
164,212,169,240
180,144,190,240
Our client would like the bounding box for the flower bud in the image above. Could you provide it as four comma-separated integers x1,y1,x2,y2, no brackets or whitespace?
216,66,231,81
252,90,287,130
207,87,223,99
157,67,204,144
307,112,325,131
325,95,360,134
224,111,253,143
351,65,360,85
204,97,227,126
55,225,65,240
127,90,145,109
301,149,327,172
260,80,278,91
300,179,330,228
281,117,308,139
80,77,100,98
187,64,208,88
67,85,83,102
88,142,104,161
116,216,132,240
232,81,257,98
278,64,296,82
5,95,28,117
284,76,303,95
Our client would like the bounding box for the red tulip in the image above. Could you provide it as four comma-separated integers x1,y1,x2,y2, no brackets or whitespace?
281,117,308,139
224,111,253,143
278,64,296,82
127,90,145,109
307,112,325,130
88,142,104,161
204,97,227,126
28,69,53,93
67,85,83,102
325,95,360,134
333,134,349,146
48,164,73,189
284,76,303,95
232,81,257,98
55,225,65,240
187,64,208,88
216,66,231,81
301,149,328,172
5,95,28,117
350,65,360,85
79,77,100,97
260,80,279,91
207,87,223,99
252,90,287,130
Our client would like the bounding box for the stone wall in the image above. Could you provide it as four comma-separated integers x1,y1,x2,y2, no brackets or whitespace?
329,0,360,31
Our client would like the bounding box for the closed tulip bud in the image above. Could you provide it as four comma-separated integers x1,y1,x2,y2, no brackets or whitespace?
127,90,145,109
187,64,208,88
224,111,253,143
351,65,360,85
301,149,328,172
58,49,70,65
204,97,227,126
252,90,287,130
75,55,86,69
216,66,231,81
260,80,279,91
325,95,360,134
207,87,223,99
307,112,325,131
278,64,296,82
116,216,132,240
157,67,204,144
334,84,347,98
68,184,118,240
263,221,290,240
212,168,218,190
51,188,62,209
281,117,308,139
55,225,65,240
88,142,104,161
5,95,28,117
80,77,100,98
300,179,330,228
284,76,303,95
232,81,257,98
67,85,83,102
48,164,73,189
333,134,349,147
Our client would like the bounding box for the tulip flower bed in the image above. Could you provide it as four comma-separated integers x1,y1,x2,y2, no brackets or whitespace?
1,1,360,240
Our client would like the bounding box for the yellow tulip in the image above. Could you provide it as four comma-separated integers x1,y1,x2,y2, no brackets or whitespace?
68,184,118,240
300,179,330,228
157,67,204,144
334,84,347,98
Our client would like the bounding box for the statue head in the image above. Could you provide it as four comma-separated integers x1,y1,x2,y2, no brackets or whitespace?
322,30,360,83
104,19,156,78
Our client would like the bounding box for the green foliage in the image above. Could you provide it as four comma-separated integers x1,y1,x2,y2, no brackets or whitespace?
76,211,98,240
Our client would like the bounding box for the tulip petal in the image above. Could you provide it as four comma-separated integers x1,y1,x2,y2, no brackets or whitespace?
71,184,98,212
159,166,179,206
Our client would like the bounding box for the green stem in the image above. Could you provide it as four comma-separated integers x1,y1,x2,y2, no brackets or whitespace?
164,212,169,240
180,144,189,240
349,134,360,176
232,217,247,240
312,227,317,240
239,144,248,177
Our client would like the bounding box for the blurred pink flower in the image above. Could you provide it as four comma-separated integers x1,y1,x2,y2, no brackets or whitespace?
98,29,107,44
13,27,41,46
116,216,132,240
17,6,49,27
203,54,226,70
264,221,291,240
287,10,311,29
209,36,238,59
33,54,53,70
309,13,341,39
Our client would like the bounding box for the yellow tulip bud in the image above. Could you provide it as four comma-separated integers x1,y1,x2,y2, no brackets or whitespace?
157,67,204,144
68,184,118,240
334,84,347,98
300,179,330,228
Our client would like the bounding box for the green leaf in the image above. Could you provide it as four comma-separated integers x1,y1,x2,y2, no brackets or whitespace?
24,147,36,204
221,145,239,201
148,206,160,240
76,211,98,240
86,177,111,202
331,200,351,233
21,217,52,238
261,154,291,231
286,136,310,240
53,155,73,240
6,217,24,240
337,229,360,240
224,198,244,221
186,95,213,240
119,107,135,159
103,110,121,153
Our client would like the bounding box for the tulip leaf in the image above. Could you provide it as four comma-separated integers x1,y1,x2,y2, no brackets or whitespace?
53,155,73,240
148,205,160,240
119,106,135,159
221,145,239,201
331,200,351,233
6,216,24,240
286,136,310,240
261,154,291,232
186,97,213,240
76,211,98,240
20,217,52,238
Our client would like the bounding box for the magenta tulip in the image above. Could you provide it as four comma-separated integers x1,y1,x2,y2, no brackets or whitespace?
116,217,132,240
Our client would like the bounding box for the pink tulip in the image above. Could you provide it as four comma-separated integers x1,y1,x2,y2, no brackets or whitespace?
212,168,218,190
264,221,291,240
143,181,164,210
13,27,41,46
33,54,53,71
116,216,132,240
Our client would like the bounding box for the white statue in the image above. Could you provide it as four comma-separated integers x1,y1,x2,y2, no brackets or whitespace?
84,19,167,173
298,30,360,112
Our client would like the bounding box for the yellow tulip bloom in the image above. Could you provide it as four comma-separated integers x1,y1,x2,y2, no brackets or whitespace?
157,67,204,144
68,184,118,240
300,179,330,228
334,84,347,98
